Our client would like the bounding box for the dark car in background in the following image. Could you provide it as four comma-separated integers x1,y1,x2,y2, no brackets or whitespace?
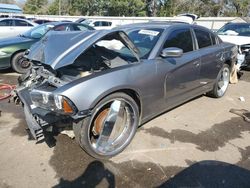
0,22,94,73
16,22,236,159
34,19,52,25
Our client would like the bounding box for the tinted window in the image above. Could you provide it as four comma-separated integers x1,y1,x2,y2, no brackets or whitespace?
0,20,12,26
15,20,32,26
54,25,67,31
93,21,101,27
101,21,111,26
194,29,212,48
71,24,92,31
164,29,193,53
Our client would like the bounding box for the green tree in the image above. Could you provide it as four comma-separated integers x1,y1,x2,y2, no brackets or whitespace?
229,0,249,16
47,0,74,15
23,0,48,14
105,0,145,16
0,0,15,3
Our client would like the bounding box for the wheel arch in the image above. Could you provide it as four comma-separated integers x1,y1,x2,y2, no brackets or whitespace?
224,59,233,71
10,49,27,65
91,88,142,117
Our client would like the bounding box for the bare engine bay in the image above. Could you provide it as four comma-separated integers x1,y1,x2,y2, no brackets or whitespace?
20,39,132,89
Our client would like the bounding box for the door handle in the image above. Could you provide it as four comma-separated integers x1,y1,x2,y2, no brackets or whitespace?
220,54,225,62
193,61,200,67
216,53,225,61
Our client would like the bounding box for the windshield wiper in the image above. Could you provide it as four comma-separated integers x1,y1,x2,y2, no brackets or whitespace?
19,34,33,39
19,34,26,38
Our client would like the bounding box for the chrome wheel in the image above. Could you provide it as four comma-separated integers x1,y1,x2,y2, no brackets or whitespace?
88,98,137,156
217,66,230,97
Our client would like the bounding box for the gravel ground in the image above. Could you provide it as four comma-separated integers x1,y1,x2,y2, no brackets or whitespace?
0,69,250,188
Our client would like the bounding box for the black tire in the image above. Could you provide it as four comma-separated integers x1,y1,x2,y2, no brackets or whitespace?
73,92,139,159
207,64,230,98
11,52,31,74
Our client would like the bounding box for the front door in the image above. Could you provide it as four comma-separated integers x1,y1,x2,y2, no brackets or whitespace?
157,28,201,107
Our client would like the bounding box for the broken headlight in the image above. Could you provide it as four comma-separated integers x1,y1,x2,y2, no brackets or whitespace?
30,90,77,115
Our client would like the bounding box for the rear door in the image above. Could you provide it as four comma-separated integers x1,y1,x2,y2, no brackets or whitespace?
193,28,223,87
13,20,34,35
157,28,202,106
0,19,14,38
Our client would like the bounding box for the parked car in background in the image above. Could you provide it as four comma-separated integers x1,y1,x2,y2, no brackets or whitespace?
0,22,94,73
34,19,52,25
16,22,236,159
217,22,250,70
75,17,86,23
0,18,37,39
79,19,115,30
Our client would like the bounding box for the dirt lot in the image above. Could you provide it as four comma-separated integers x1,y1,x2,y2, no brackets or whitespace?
1,69,250,188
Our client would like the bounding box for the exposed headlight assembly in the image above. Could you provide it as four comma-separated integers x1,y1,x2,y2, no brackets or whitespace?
30,90,76,115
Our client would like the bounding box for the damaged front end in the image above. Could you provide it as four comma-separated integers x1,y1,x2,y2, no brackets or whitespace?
16,65,77,142
15,29,140,144
237,44,250,70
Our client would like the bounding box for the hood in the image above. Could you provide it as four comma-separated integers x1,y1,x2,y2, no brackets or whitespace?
26,30,140,70
218,35,250,46
0,36,33,47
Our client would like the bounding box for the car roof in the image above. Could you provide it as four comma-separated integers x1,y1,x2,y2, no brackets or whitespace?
0,17,37,26
37,21,95,30
116,21,209,31
117,21,189,29
0,18,29,21
226,22,250,25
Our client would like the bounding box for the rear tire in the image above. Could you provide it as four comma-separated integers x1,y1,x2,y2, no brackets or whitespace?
11,52,31,74
208,64,230,98
73,92,139,159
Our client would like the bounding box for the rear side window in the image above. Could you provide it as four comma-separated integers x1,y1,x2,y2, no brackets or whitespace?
164,29,193,53
70,24,94,31
102,21,111,26
54,25,67,31
0,20,12,26
15,20,32,26
93,21,101,27
194,29,212,48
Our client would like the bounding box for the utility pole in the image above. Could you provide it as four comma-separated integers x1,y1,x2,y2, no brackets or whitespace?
59,0,61,15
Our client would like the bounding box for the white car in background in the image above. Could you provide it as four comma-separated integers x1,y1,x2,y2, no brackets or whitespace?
217,22,250,70
0,18,37,39
80,19,115,30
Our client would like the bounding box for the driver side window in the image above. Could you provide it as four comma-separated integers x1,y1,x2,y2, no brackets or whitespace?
164,29,194,53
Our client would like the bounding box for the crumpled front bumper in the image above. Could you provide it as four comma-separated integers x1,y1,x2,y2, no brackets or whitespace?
17,87,45,140
16,87,71,141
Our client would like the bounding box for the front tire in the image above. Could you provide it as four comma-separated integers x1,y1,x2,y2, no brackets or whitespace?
208,64,230,98
11,52,31,74
73,92,139,159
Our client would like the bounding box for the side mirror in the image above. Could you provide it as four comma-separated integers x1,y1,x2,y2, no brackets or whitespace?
160,47,183,58
31,33,43,39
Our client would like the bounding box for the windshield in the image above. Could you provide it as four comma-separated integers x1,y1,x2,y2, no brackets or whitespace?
22,23,55,39
95,28,163,60
125,28,163,58
217,24,250,37
81,19,92,25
